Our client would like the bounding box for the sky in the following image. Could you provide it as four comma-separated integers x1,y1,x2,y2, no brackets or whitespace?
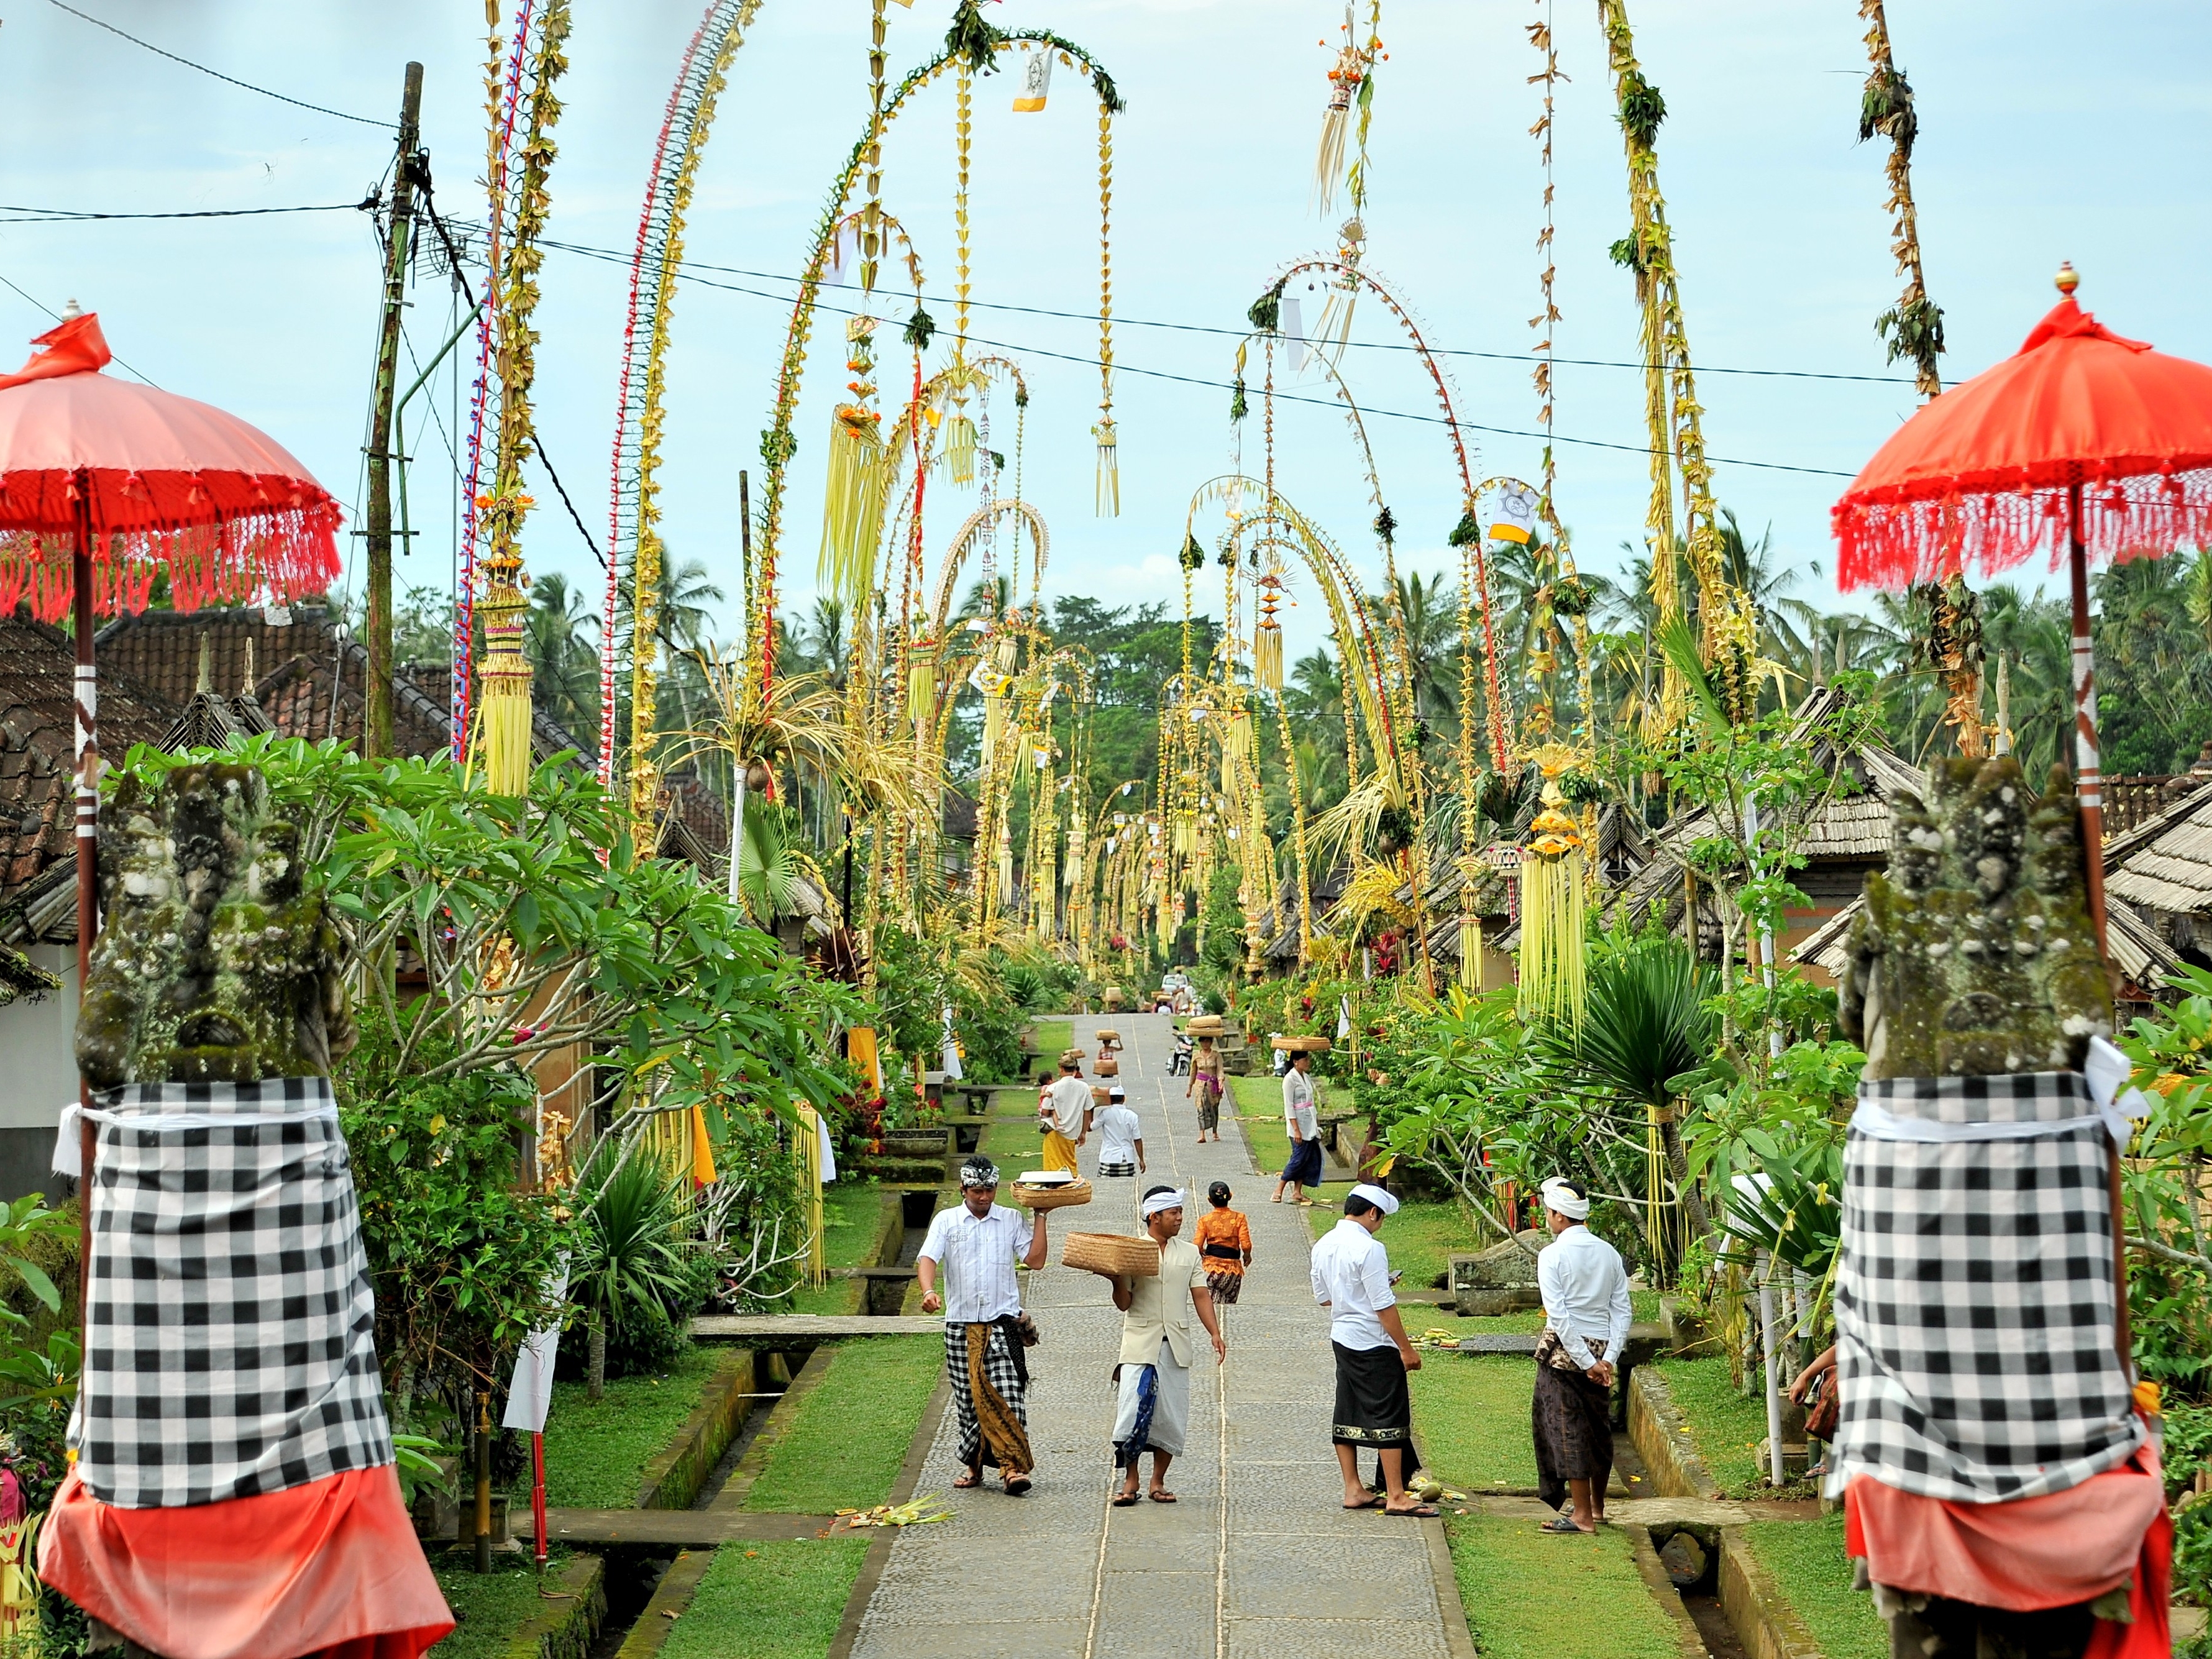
4,0,2211,665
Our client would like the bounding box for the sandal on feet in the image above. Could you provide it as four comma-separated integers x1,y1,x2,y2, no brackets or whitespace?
1112,1492,1140,1507
1004,1474,1033,1496
1538,1515,1589,1534
954,1470,982,1489
1149,1490,1177,1503
1386,1502,1440,1518
1342,1494,1382,1510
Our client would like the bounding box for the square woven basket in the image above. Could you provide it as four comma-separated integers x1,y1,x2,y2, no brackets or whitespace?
1061,1232,1159,1277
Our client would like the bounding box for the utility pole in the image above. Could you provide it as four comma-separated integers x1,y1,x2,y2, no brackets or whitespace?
364,62,424,759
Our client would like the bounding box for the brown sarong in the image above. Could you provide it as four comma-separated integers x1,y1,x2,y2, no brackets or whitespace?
948,1321,1033,1473
1532,1329,1613,1512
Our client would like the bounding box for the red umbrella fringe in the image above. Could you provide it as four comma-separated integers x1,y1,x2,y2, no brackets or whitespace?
0,506,340,623
1834,465,2212,592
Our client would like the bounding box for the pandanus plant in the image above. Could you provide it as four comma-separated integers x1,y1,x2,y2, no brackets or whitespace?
574,1143,699,1401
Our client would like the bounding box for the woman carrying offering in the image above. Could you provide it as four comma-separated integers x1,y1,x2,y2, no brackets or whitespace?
1192,1181,1253,1316
1186,1036,1223,1143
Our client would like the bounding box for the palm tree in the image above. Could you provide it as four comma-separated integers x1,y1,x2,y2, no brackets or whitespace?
575,1143,699,1401
1366,570,1460,725
525,572,600,739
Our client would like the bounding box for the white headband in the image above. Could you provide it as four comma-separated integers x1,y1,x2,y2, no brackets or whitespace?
1542,1178,1591,1221
1141,1188,1184,1218
1348,1182,1400,1216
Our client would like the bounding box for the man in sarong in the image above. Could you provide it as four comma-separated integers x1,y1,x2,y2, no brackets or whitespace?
1310,1184,1433,1516
1530,1177,1630,1535
918,1157,1051,1494
1110,1187,1225,1505
1037,1051,1092,1176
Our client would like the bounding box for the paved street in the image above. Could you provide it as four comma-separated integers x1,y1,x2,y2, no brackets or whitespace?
849,1012,1461,1659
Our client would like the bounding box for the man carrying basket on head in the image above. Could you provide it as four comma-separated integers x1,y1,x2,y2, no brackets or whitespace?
918,1158,1051,1495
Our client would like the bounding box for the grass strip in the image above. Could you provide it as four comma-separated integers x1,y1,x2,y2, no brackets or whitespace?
744,1335,942,1513
790,1182,893,1317
432,1549,573,1659
530,1344,724,1509
1655,1356,1776,1495
1445,1512,1686,1659
1743,1514,1887,1659
1411,1353,1539,1491
659,1538,871,1659
1029,1018,1074,1059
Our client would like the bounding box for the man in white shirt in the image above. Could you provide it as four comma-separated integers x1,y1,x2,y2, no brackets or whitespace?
1272,1049,1322,1205
917,1156,1051,1494
1530,1176,1631,1533
1094,1087,1144,1181
1037,1052,1092,1176
1309,1183,1432,1516
1109,1187,1225,1505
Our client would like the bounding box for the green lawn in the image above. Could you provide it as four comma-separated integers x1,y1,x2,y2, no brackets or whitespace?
1654,1356,1781,1496
790,1182,893,1317
659,1539,871,1659
1744,1514,1888,1659
1446,1513,1686,1659
1029,1018,1074,1059
431,1550,575,1659
1412,1354,1539,1491
528,1344,725,1509
744,1336,942,1513
979,1111,1050,1166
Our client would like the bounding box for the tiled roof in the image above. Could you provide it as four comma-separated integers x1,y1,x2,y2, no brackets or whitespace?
0,611,177,910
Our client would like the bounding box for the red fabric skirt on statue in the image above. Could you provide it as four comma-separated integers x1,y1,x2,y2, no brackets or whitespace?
37,1462,452,1659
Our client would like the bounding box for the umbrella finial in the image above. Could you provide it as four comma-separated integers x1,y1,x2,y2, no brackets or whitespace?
60,299,80,319
2055,261,2080,296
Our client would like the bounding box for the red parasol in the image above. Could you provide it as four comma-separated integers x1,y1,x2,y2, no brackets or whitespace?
1833,265,2212,950
0,309,340,1212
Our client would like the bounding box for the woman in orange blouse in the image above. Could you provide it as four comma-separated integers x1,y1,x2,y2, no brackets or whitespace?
1192,1181,1253,1309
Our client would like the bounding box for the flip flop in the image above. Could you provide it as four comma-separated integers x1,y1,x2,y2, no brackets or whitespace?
953,1471,982,1489
1149,1490,1177,1503
1538,1515,1589,1534
1386,1502,1440,1518
1342,1494,1382,1510
1112,1492,1140,1507
1004,1474,1033,1496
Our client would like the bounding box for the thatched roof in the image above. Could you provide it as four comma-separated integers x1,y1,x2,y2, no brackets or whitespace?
1792,891,2182,994
2105,776,2212,916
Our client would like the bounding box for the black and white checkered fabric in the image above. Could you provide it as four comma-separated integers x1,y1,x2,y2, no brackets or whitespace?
943,1322,1028,1468
1829,1070,2143,1504
67,1078,393,1509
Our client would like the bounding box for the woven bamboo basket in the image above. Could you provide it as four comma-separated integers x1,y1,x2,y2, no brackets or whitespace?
1187,1015,1225,1037
1061,1231,1159,1277
1015,1178,1094,1212
1272,1035,1332,1054
1090,1085,1112,1107
1094,1030,1122,1047
1095,1057,1120,1077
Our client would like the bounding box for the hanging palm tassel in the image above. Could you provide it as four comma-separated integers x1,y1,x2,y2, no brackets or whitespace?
1313,7,1364,211
1092,419,1119,518
1255,575,1285,691
981,690,1006,772
472,558,534,796
905,635,937,729
819,404,887,606
943,410,978,485
1459,904,1482,990
995,820,1015,907
1516,783,1586,1027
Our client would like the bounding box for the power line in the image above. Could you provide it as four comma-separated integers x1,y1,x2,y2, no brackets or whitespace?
0,270,159,386
540,240,1861,481
0,201,372,224
47,1,396,129
539,237,1929,390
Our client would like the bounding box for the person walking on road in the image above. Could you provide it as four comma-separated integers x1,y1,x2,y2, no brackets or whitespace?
917,1157,1051,1495
1110,1187,1226,1506
1273,1049,1323,1205
1310,1184,1433,1516
1186,1036,1224,1143
1530,1177,1630,1535
1038,1051,1092,1176
1192,1181,1253,1320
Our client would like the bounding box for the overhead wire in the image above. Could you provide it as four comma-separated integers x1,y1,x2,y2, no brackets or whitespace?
45,1,397,130
539,239,1861,480
0,201,372,224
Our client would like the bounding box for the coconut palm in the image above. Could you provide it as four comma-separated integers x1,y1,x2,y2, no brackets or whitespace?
525,571,600,739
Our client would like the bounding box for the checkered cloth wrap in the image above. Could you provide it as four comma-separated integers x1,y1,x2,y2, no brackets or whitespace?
1829,1070,2144,1504
70,1079,393,1509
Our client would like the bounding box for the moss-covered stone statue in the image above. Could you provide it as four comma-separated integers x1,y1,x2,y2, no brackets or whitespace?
1840,756,2111,1079
76,762,355,1089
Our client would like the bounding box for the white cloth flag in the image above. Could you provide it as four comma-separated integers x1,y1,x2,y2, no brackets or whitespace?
817,1110,839,1183
1013,47,1052,112
1280,293,1306,370
503,1255,572,1434
941,1005,965,1082
1337,995,1353,1041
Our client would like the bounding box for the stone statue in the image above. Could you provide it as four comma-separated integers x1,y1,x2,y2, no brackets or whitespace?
1840,756,2111,1079
76,762,354,1089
